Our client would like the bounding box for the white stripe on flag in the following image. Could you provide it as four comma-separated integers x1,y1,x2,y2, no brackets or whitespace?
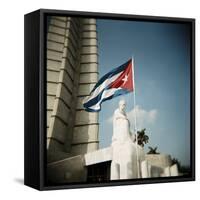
86,87,122,111
83,72,123,104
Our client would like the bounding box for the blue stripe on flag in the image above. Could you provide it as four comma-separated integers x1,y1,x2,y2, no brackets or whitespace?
83,85,109,108
84,88,130,112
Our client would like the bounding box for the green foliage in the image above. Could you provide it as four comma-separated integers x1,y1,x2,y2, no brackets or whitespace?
147,146,160,154
137,128,149,147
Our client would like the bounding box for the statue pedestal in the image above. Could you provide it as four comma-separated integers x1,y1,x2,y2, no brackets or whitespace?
84,147,178,181
111,142,145,180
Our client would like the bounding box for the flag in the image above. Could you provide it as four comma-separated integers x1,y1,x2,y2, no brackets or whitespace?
83,58,134,112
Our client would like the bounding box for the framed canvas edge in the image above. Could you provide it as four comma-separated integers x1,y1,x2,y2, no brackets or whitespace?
25,8,195,191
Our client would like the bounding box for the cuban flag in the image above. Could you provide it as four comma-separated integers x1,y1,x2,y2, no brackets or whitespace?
83,58,134,112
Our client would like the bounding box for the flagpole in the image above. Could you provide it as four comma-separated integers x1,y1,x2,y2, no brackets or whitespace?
132,56,140,178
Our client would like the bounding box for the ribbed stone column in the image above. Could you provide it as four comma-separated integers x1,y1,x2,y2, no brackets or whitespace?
46,16,99,162
47,16,69,155
71,18,99,155
47,16,82,162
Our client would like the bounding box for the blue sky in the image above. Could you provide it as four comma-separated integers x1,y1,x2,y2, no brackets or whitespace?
96,19,191,166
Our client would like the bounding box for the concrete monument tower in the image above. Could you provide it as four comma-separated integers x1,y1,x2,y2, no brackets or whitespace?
46,16,99,163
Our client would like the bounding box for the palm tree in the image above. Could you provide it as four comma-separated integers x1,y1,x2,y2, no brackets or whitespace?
136,128,149,147
147,146,160,154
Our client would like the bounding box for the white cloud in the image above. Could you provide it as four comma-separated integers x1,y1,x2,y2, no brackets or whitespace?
106,105,158,130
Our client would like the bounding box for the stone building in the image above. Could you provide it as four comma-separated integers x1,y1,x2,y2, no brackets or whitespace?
46,16,99,164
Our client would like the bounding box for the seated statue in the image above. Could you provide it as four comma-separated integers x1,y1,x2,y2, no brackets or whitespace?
110,99,143,180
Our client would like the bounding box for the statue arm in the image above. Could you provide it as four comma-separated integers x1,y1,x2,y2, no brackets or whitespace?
131,133,136,143
128,122,136,143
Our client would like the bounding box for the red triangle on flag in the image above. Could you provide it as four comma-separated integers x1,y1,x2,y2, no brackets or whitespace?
109,60,134,92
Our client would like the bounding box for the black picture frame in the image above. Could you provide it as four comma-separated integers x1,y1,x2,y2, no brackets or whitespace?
24,9,195,190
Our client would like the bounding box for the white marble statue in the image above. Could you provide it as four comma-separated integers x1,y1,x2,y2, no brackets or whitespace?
110,100,144,180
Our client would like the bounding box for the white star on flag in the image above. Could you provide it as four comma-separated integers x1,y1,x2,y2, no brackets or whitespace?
122,74,128,85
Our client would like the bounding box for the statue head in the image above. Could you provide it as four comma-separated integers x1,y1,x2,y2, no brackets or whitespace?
119,99,126,113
